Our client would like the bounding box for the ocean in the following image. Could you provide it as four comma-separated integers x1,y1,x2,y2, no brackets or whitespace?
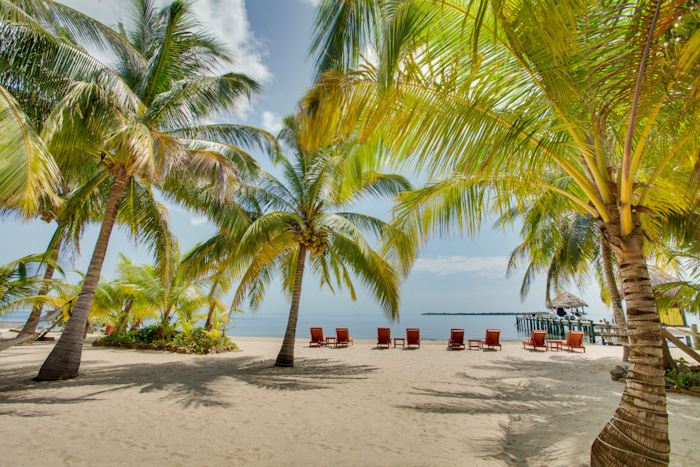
1,309,539,340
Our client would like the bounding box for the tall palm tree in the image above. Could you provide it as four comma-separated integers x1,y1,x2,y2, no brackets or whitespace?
305,0,699,464
186,116,414,367
1,1,182,341
33,0,275,381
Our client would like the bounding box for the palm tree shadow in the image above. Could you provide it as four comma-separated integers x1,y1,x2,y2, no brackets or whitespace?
398,356,620,466
0,355,377,409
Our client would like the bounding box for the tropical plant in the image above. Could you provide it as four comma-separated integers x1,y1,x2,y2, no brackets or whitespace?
185,116,414,367
25,0,275,381
0,253,58,313
305,0,700,464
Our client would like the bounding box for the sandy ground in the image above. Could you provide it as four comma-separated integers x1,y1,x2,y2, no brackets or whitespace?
1,334,698,467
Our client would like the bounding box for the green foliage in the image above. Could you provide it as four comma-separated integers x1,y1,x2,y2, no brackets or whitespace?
172,328,236,354
665,359,700,389
94,325,236,354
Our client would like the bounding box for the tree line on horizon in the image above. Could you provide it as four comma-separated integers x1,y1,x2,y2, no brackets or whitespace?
0,1,698,465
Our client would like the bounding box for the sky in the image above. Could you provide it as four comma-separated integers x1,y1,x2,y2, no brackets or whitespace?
0,0,610,330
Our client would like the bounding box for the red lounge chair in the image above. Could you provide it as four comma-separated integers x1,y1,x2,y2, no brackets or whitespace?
377,327,391,348
564,331,586,352
481,329,502,351
336,328,353,347
309,327,326,347
406,328,421,349
448,328,465,350
522,330,547,351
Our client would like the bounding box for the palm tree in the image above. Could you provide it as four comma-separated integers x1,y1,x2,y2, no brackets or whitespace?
305,1,699,464
32,0,275,381
1,1,185,341
186,116,414,367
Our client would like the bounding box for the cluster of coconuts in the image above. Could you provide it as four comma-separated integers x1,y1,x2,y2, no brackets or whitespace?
294,227,329,257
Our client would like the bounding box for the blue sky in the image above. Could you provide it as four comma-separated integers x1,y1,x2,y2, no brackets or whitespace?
0,0,609,329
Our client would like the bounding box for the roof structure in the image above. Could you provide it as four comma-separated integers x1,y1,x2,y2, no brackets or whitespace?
547,291,588,309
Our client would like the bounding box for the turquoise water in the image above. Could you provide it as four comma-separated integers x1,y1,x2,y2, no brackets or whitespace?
230,310,524,340
2,309,525,340
4,308,698,342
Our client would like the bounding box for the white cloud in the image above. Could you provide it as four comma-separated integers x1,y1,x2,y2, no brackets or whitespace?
193,0,271,83
413,256,509,277
62,1,271,118
261,111,283,134
189,216,209,226
300,0,322,6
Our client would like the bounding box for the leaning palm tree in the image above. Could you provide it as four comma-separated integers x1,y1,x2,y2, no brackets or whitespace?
1,1,182,341
33,0,275,381
305,0,699,464
187,116,414,367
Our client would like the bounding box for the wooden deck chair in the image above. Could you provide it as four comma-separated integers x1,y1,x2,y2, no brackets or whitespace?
377,328,391,348
482,329,502,350
406,328,421,349
309,327,326,347
336,328,353,347
448,328,465,350
565,331,586,352
522,330,547,351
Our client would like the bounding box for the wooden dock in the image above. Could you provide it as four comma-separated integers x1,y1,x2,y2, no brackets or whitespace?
515,315,619,344
516,315,699,348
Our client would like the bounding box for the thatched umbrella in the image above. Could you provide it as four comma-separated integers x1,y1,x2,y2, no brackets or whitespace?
547,291,588,317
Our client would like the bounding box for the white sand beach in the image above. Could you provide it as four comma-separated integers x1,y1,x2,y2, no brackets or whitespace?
1,335,698,467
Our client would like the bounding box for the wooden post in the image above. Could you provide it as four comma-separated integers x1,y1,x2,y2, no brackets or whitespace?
691,324,699,350
661,328,700,365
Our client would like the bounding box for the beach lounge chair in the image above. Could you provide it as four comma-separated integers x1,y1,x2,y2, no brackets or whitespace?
481,329,502,351
336,328,353,347
309,327,326,347
406,328,421,349
448,328,465,350
522,330,547,351
564,331,586,352
377,327,391,348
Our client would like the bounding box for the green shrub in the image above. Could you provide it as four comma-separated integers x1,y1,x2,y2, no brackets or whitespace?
94,326,236,354
666,358,700,389
173,328,237,354
133,325,162,343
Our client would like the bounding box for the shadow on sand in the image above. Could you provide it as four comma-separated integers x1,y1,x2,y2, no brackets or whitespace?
399,355,621,466
0,355,377,410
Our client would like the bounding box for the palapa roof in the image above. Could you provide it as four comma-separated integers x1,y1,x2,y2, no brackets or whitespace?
648,266,682,297
547,291,588,309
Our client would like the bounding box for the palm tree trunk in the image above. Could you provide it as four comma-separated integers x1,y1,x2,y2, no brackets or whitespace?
591,217,669,466
19,238,62,339
35,174,129,381
205,302,216,331
275,245,307,367
600,231,629,362
158,304,174,339
114,299,134,334
204,283,218,331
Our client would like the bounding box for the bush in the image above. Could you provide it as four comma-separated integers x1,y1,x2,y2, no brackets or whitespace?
173,328,237,354
666,358,700,389
133,325,162,343
94,326,236,354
